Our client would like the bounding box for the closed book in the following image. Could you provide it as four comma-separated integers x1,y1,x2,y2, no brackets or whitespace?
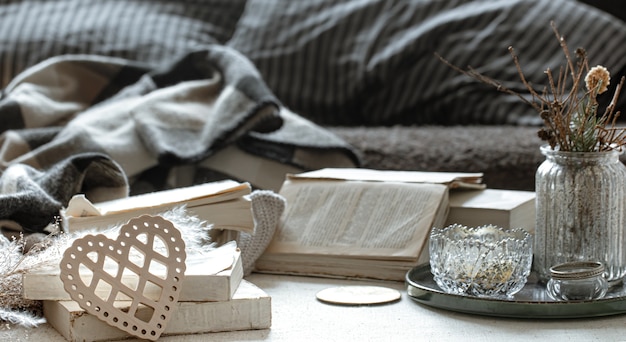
23,243,243,302
62,180,254,234
444,189,536,233
43,280,271,342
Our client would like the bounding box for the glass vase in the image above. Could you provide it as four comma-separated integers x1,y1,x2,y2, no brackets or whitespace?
534,145,626,285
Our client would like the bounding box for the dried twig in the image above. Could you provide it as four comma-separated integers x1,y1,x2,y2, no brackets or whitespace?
436,22,625,152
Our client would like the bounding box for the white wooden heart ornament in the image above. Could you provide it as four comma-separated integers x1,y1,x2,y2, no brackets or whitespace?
60,215,186,341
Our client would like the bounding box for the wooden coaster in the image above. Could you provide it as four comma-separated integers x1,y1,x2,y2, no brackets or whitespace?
316,285,401,305
60,215,186,341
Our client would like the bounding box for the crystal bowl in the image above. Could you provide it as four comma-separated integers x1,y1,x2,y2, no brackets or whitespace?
429,224,533,298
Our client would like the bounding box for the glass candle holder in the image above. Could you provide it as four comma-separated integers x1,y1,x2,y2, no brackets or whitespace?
546,261,608,301
429,224,533,298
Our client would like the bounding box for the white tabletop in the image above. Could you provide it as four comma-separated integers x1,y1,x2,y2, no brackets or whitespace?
3,272,626,341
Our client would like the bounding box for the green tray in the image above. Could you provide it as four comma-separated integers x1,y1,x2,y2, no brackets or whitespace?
406,263,626,318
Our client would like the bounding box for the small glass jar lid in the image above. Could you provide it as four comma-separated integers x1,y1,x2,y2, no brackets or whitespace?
549,261,605,280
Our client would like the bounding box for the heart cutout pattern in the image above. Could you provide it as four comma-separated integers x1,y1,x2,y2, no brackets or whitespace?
60,215,186,341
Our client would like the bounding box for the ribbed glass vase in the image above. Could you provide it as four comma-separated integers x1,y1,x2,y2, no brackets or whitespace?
534,145,626,285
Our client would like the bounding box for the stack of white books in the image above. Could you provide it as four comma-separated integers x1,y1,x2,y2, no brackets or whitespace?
24,241,271,341
23,180,272,341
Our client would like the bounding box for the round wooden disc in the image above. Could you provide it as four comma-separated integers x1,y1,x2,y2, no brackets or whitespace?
316,285,401,305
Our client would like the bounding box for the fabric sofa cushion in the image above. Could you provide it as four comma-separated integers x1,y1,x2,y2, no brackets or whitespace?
227,0,626,126
0,0,246,87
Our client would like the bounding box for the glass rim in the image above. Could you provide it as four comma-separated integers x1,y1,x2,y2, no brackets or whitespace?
430,224,532,247
549,261,605,280
540,144,624,157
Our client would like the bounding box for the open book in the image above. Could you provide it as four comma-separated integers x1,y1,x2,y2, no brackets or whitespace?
254,168,484,281
61,180,254,234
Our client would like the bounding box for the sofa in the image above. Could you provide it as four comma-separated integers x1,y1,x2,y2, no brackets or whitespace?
0,0,625,231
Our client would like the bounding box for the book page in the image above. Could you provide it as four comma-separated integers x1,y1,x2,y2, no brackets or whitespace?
290,168,484,189
62,181,254,234
92,180,250,215
266,180,448,260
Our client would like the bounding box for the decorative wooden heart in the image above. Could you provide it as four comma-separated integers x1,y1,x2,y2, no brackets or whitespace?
60,215,186,341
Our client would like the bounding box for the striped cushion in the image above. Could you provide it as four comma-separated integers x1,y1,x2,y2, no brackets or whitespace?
0,0,246,87
227,0,626,126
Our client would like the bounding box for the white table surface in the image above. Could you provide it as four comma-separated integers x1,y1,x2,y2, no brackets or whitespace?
2,272,626,341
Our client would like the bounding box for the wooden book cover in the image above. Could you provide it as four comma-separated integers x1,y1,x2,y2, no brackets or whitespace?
44,280,271,342
23,243,243,302
255,168,457,281
62,180,254,234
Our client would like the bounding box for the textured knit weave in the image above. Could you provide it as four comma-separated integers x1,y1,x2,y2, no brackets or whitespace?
238,190,286,276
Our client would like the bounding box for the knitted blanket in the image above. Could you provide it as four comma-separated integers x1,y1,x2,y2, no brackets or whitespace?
0,45,359,234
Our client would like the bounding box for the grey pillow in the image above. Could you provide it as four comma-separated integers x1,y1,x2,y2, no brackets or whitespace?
0,0,246,87
227,0,626,126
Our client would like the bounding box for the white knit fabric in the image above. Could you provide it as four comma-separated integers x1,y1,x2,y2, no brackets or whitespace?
239,190,286,275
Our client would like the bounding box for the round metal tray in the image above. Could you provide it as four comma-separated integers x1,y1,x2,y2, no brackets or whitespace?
406,263,626,318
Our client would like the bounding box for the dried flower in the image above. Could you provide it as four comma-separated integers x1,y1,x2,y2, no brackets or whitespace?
585,65,610,94
436,22,626,152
